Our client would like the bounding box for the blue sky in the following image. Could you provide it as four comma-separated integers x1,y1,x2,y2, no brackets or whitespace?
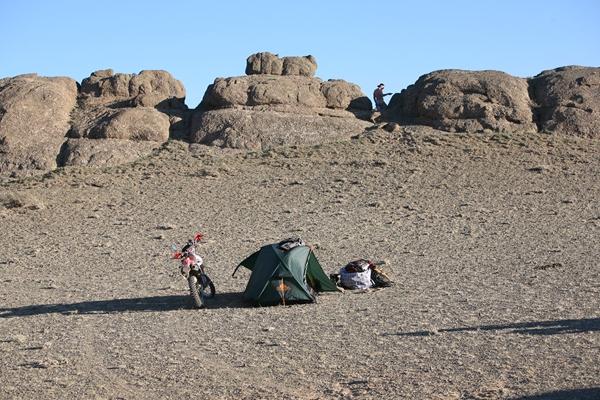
1,0,599,107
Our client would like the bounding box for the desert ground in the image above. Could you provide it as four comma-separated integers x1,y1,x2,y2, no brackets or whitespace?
1,126,599,399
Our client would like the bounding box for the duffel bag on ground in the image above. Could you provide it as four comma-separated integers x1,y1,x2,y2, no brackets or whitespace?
339,263,372,289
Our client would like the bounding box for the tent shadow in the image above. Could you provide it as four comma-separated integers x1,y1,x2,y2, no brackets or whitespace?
384,317,600,337
0,291,249,318
508,387,600,400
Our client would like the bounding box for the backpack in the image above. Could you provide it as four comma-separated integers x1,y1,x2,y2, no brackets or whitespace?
278,237,305,251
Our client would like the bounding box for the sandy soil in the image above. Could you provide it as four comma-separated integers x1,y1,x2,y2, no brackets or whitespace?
1,126,599,399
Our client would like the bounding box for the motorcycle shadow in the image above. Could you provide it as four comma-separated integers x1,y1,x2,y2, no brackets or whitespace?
0,291,248,318
204,291,248,309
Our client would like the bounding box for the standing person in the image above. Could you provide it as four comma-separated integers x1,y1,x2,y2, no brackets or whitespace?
373,83,392,112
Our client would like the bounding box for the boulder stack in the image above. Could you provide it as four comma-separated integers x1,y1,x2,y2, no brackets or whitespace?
190,53,372,150
62,69,188,167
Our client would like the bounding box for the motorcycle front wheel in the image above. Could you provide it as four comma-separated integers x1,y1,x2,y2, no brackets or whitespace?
188,275,205,309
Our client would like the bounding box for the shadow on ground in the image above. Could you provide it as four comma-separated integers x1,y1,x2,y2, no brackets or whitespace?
0,291,248,317
508,387,600,400
384,317,600,337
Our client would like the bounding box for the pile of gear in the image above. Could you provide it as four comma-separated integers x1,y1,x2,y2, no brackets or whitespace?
332,259,393,290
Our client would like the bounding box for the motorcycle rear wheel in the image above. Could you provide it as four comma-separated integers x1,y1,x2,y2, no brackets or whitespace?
200,274,216,299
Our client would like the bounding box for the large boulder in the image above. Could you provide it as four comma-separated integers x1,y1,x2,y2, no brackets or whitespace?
320,79,371,110
80,69,131,98
201,76,371,111
0,74,77,176
202,75,326,109
57,138,159,167
190,108,369,150
101,108,170,141
245,52,283,75
386,70,537,133
245,52,317,77
530,66,600,137
69,107,170,142
282,55,318,77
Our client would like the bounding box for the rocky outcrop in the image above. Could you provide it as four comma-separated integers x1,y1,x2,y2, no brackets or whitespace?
191,54,371,150
321,79,372,110
63,69,188,168
0,74,77,177
282,56,318,77
245,52,317,77
385,70,537,133
530,66,600,137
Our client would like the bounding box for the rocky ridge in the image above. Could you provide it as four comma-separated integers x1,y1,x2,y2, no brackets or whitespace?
0,54,598,177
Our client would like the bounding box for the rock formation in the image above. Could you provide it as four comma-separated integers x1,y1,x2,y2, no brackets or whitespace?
385,70,537,133
62,69,187,167
0,74,77,177
530,66,600,137
1,57,598,177
190,53,372,150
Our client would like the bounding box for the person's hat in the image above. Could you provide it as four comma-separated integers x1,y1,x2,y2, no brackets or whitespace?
378,83,384,87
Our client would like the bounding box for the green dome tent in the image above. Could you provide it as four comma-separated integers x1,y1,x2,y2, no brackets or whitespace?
233,241,339,306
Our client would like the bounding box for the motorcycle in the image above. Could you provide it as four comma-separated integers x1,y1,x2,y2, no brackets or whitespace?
171,233,216,308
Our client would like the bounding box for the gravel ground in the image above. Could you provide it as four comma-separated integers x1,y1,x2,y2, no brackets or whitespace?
1,126,599,399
